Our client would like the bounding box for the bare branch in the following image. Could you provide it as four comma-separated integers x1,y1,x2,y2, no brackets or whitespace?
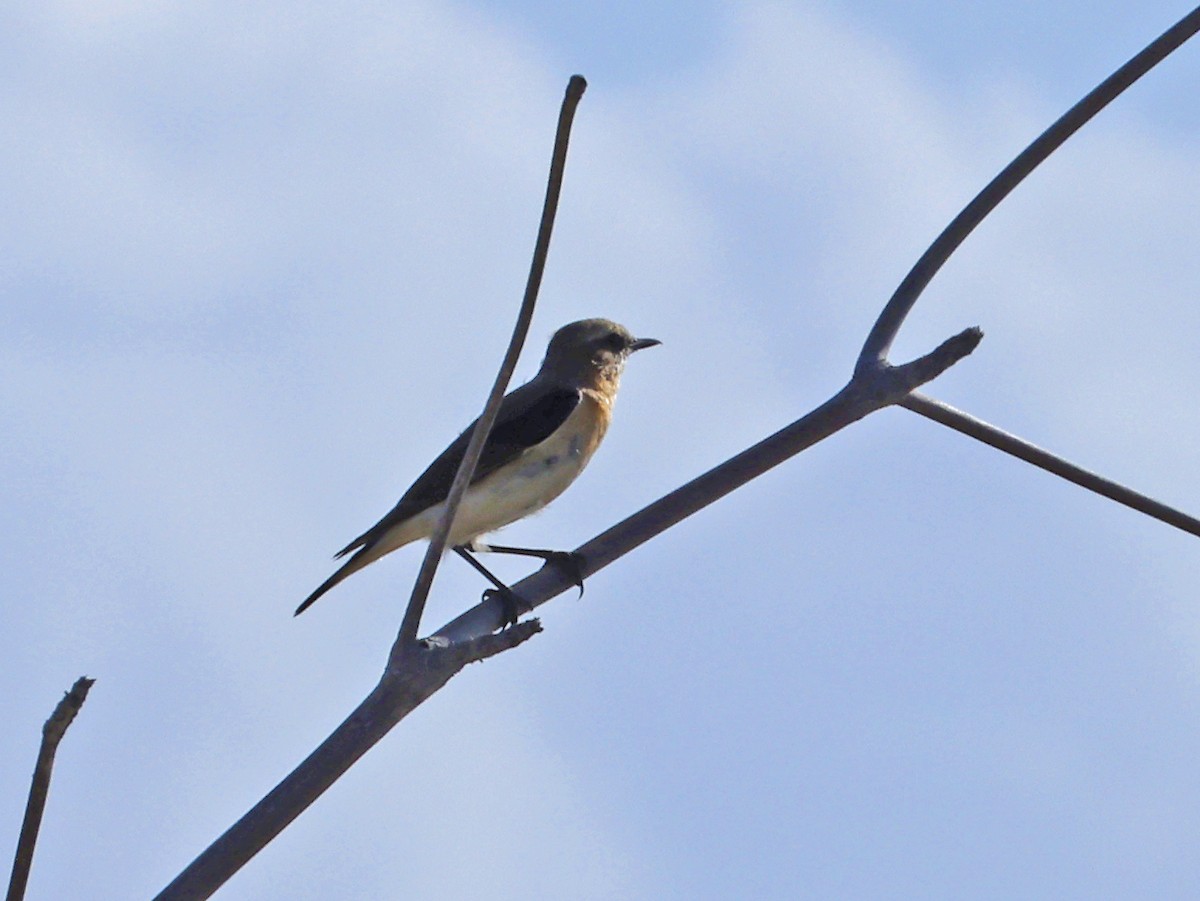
393,74,588,652
7,677,95,901
901,391,1200,539
857,7,1200,372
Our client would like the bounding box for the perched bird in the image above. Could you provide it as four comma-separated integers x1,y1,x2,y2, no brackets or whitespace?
296,318,660,618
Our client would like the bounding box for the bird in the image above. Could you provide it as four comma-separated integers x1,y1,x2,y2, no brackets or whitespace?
295,318,660,619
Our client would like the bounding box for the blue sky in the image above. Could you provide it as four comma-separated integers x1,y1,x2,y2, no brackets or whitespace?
3,2,1200,898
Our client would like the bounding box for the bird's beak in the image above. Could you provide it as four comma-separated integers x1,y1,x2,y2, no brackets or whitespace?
629,337,662,353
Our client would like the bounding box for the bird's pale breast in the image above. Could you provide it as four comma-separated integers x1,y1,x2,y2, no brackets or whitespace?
387,391,612,550
449,390,611,542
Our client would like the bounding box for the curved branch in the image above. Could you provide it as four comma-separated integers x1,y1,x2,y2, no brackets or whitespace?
856,7,1200,373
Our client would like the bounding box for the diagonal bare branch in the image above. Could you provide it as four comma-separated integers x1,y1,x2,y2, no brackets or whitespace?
393,75,588,652
901,391,1200,539
857,7,1200,373
153,620,543,901
7,677,95,901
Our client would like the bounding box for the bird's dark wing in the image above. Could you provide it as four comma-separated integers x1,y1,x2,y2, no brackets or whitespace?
334,383,581,558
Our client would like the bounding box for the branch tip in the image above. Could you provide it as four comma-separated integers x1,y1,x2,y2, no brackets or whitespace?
451,618,543,666
43,676,96,740
944,325,984,357
888,325,983,389
8,676,96,901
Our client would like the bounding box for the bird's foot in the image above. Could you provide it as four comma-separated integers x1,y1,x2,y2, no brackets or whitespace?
468,543,586,602
542,550,586,598
483,586,526,629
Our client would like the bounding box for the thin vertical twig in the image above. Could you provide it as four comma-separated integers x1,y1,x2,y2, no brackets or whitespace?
393,74,588,653
6,677,95,901
152,76,589,901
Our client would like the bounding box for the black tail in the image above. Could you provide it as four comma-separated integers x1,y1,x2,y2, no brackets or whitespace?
294,546,377,616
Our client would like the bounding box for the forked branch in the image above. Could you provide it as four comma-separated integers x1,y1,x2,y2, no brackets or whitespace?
154,7,1200,899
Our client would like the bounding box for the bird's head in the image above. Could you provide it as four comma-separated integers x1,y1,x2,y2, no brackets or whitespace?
539,318,660,389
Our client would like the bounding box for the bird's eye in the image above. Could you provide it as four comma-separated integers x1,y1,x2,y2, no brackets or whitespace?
603,332,625,351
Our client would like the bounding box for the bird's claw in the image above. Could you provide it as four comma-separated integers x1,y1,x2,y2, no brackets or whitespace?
483,587,525,629
542,550,586,598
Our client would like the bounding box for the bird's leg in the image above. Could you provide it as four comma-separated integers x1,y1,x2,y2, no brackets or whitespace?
452,546,524,628
468,541,586,598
